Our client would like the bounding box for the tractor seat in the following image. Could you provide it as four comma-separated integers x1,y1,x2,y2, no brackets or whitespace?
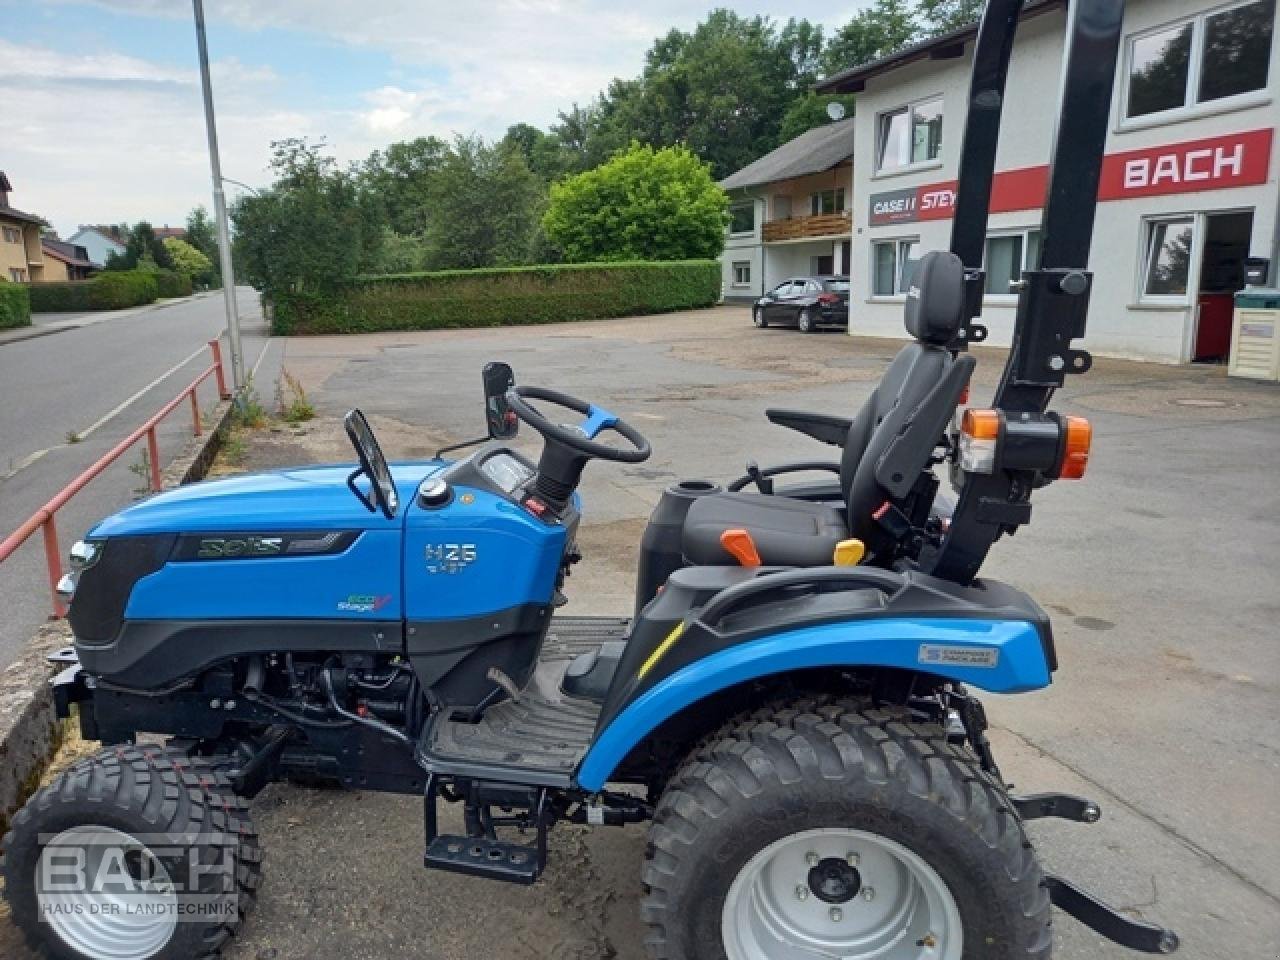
681,250,970,569
682,492,847,567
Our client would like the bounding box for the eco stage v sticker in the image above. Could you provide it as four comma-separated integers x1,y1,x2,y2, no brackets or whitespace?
337,594,393,613
918,644,999,669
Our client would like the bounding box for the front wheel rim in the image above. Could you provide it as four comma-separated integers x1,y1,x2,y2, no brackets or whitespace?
722,827,962,960
38,825,179,960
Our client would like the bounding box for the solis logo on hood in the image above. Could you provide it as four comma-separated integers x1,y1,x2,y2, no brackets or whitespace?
337,594,393,613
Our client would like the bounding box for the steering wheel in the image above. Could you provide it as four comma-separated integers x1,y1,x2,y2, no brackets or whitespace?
507,386,651,463
505,386,651,509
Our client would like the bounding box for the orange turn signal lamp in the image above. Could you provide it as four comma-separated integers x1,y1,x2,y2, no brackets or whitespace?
957,408,1092,480
1058,415,1091,480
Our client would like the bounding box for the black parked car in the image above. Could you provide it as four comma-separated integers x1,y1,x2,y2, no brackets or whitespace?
752,275,850,332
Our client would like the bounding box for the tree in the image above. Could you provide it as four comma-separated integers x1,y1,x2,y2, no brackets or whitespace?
542,143,727,262
822,0,918,76
106,222,174,271
231,138,382,302
548,11,830,180
163,237,214,285
361,136,449,235
500,123,576,181
777,94,857,142
916,0,984,35
422,136,545,269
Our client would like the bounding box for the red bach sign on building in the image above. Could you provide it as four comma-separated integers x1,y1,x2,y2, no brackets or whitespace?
868,129,1274,226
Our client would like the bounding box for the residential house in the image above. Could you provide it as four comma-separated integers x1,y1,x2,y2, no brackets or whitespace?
68,225,127,268
0,172,48,283
40,238,97,282
818,0,1280,364
719,117,856,301
154,226,187,241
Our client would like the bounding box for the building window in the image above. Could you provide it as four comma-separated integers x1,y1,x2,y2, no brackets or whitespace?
729,202,755,235
2,226,21,244
876,96,944,173
983,229,1042,296
732,261,751,286
1141,217,1197,298
9,268,28,282
1125,0,1274,120
871,239,921,296
810,188,846,215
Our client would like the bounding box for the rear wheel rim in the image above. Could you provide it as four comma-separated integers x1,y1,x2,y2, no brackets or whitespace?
799,311,813,331
38,825,178,960
722,827,962,960
754,308,765,327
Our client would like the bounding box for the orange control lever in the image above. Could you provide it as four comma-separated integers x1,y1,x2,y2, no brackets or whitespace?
720,528,762,567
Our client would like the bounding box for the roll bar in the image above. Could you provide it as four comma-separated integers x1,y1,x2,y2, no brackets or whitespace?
926,0,1126,583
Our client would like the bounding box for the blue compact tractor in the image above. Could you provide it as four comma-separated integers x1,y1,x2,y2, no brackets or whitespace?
3,2,1180,958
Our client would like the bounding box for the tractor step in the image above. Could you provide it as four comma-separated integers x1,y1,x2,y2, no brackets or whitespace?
422,776,551,885
424,833,544,884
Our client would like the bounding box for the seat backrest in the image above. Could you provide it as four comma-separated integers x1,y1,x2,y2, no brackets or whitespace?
839,251,967,555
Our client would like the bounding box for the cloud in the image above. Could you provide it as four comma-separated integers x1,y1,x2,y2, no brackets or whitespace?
7,0,863,233
0,38,299,233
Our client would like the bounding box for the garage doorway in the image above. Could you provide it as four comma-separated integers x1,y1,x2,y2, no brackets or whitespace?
1194,210,1253,362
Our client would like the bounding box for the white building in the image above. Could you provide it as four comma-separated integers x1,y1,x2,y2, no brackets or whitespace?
720,118,856,301
67,226,126,269
818,0,1279,363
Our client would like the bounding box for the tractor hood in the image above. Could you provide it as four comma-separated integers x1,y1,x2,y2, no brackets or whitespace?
90,462,445,537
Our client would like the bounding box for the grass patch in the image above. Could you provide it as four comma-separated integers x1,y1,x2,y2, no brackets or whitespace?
276,370,315,424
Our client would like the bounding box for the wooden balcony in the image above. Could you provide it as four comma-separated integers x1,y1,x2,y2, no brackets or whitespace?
762,211,852,243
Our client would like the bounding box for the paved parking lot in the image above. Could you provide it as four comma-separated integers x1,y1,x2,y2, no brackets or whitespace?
5,305,1278,959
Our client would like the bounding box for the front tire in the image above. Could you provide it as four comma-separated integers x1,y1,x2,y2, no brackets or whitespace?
641,700,1051,960
3,745,261,960
798,309,816,333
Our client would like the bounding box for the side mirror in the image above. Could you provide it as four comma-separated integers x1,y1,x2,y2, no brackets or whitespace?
482,362,518,439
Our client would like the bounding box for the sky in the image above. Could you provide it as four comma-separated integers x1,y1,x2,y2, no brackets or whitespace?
2,0,868,237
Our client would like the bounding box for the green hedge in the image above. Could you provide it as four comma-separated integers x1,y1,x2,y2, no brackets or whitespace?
28,282,93,313
155,270,193,299
89,271,158,310
0,281,31,330
272,260,721,335
29,271,162,313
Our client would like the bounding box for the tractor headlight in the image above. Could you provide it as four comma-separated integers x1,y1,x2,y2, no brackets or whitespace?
58,540,102,604
69,540,100,570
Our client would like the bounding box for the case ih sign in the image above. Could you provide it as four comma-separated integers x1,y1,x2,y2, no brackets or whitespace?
868,128,1273,226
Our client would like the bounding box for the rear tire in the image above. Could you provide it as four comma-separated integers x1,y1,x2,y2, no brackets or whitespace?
3,745,261,960
798,309,816,333
641,700,1051,960
753,307,767,328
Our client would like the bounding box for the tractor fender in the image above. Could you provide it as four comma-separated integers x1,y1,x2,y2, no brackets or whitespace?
575,617,1050,792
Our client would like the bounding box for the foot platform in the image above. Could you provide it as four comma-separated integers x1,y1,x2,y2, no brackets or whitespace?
424,834,544,884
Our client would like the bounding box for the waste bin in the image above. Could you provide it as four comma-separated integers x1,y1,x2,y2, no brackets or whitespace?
1228,288,1280,381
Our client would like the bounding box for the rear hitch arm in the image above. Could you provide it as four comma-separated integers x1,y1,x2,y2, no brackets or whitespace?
1045,874,1180,954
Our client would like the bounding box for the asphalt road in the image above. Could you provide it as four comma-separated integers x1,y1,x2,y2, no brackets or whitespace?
0,287,275,667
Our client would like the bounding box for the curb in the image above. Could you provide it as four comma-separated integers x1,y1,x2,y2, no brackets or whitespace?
0,396,236,832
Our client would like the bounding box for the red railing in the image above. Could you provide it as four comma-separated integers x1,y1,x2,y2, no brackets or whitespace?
0,339,230,618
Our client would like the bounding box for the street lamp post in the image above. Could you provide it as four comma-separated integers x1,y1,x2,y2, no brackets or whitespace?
192,0,245,392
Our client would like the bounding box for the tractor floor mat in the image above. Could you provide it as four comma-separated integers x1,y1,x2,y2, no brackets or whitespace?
417,616,629,787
